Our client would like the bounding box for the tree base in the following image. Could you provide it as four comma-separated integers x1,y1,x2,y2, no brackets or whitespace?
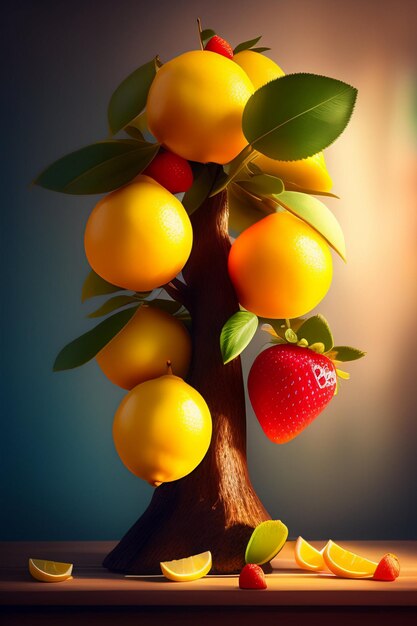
103,477,271,574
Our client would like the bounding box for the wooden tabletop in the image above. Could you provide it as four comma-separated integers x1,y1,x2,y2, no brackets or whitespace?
1,540,416,609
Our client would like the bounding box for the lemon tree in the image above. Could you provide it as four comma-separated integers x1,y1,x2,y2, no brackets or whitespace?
36,22,362,575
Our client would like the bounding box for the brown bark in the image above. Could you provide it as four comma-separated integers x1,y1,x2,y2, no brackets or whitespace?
103,190,270,574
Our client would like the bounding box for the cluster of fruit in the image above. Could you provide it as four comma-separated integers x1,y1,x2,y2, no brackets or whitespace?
28,524,400,585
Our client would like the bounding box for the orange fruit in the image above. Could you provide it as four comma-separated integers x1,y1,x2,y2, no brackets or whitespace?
96,305,191,390
146,50,254,164
84,175,193,291
113,371,212,485
228,211,332,319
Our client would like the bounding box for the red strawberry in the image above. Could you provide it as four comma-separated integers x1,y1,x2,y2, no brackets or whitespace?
205,35,234,59
248,344,337,444
143,150,193,194
239,564,267,589
373,553,400,581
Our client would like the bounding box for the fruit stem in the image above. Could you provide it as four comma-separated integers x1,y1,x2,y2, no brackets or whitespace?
166,360,173,376
285,318,291,329
197,18,204,50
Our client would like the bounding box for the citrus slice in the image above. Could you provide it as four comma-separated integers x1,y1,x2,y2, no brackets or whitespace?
29,559,73,583
322,540,378,578
245,520,288,565
160,551,212,582
294,536,327,571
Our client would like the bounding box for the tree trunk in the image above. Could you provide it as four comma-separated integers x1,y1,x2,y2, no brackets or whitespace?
103,190,271,574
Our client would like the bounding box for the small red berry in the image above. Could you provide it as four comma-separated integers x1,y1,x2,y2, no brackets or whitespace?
239,564,267,590
143,150,193,194
248,344,337,444
205,35,234,60
373,553,400,581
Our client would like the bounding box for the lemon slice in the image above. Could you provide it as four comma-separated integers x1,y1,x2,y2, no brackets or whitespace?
322,541,378,578
245,520,288,565
294,536,327,571
29,559,73,583
160,551,212,582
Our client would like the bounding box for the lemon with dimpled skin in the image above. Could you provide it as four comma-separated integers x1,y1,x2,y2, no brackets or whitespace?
113,364,212,486
84,175,192,292
146,50,254,164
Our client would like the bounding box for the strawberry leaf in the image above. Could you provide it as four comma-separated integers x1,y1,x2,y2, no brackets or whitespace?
220,311,258,364
233,36,262,54
242,73,357,160
274,191,346,261
201,28,216,46
331,346,366,362
82,270,125,302
297,314,334,352
108,58,157,134
53,306,139,371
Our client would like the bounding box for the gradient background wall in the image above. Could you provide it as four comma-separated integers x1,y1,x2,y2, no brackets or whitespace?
2,0,417,541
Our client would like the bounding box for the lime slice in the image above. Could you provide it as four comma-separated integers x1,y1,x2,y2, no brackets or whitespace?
245,520,288,565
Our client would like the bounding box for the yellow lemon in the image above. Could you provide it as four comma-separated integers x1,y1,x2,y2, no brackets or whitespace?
96,305,191,390
233,50,284,89
113,371,212,486
294,537,327,571
323,540,378,578
254,151,333,193
160,551,212,582
29,559,73,583
146,50,254,164
233,51,332,192
228,211,332,319
84,175,193,291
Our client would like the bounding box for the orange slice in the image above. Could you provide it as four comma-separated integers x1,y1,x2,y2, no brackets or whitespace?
29,559,73,583
323,540,378,578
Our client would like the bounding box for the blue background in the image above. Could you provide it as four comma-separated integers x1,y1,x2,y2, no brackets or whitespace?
2,0,417,542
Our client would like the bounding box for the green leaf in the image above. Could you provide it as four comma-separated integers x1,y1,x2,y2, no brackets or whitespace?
210,144,255,196
251,47,271,53
220,311,258,364
108,59,157,135
87,295,141,318
124,126,146,141
35,140,159,194
238,173,284,196
233,36,262,54
182,164,217,214
201,28,216,45
53,306,139,371
297,314,334,352
149,299,183,316
228,184,273,236
274,191,346,261
330,346,366,362
82,270,124,302
242,73,357,160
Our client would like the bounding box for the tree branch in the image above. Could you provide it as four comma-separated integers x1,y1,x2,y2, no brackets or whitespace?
162,279,190,309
